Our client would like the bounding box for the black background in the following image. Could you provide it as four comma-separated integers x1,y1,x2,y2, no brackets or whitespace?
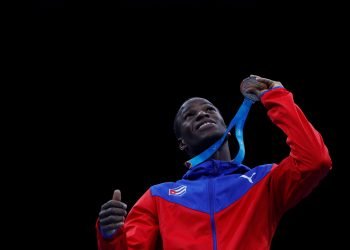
30,0,276,11
26,7,343,250
31,0,328,10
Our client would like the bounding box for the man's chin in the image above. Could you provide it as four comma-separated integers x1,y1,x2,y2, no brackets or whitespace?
193,133,223,154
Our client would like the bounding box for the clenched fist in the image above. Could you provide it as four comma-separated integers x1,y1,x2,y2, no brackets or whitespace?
240,75,283,102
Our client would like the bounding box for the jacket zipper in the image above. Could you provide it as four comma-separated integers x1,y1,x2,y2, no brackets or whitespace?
209,176,217,249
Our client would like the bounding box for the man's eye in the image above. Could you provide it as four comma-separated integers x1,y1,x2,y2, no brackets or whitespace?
207,107,215,112
184,113,194,120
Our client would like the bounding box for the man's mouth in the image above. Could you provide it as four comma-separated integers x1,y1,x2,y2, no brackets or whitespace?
196,121,216,131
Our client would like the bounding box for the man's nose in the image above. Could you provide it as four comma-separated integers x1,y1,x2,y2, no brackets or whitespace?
196,110,209,121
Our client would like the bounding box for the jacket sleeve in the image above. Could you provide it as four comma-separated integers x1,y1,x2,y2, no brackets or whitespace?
261,88,332,214
96,189,160,250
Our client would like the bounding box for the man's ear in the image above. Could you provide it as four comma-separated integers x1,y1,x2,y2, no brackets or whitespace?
178,138,187,151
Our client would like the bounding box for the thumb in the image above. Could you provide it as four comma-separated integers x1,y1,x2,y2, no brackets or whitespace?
112,189,121,201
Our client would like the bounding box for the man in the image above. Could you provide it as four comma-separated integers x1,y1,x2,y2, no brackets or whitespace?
96,75,332,250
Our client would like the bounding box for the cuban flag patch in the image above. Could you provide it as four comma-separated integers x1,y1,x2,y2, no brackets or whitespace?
169,185,187,196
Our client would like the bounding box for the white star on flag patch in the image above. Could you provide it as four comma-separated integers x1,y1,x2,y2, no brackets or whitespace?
169,185,187,196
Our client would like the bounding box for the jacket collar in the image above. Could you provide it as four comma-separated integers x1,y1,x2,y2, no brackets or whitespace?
183,159,251,180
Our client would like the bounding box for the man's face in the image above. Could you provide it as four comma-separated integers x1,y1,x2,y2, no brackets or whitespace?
176,98,227,156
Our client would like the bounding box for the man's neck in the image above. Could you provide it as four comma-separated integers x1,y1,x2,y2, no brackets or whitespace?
212,141,231,161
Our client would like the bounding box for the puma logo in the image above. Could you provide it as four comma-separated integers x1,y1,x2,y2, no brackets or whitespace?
240,172,256,184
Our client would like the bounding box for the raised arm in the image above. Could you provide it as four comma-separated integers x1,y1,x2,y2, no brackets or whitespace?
241,75,332,213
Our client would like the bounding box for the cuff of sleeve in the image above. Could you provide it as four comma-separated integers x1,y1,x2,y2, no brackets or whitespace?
100,225,119,239
97,220,124,240
259,86,285,99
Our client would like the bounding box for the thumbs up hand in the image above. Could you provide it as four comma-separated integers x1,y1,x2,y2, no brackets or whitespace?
99,190,128,237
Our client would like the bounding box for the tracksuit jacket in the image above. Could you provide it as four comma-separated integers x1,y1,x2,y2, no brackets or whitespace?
96,87,332,250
